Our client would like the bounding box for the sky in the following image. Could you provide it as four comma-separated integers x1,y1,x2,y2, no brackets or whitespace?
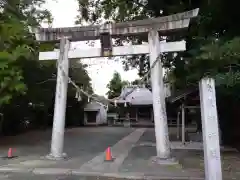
42,0,139,96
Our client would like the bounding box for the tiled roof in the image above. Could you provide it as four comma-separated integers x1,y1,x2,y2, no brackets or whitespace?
84,102,104,111
116,83,171,105
119,86,153,105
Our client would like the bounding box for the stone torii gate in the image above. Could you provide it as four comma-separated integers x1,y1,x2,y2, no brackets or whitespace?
35,8,199,160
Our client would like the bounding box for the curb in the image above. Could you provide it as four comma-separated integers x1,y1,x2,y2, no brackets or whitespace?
72,171,205,180
33,168,72,175
0,167,205,180
0,167,33,173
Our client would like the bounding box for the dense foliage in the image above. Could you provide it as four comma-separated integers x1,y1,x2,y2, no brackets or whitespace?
0,0,93,135
78,0,240,146
76,0,240,89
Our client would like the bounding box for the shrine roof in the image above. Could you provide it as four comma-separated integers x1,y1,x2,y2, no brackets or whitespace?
118,86,153,105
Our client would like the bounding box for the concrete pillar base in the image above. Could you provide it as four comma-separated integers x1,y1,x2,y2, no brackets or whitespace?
151,156,179,165
46,153,67,161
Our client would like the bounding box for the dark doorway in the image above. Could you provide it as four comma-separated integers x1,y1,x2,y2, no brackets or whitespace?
137,106,152,120
86,111,98,123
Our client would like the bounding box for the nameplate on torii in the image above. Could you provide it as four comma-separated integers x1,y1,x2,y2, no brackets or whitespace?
39,41,186,60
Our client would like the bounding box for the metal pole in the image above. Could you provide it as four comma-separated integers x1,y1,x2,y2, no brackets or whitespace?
177,111,180,140
181,104,185,145
148,30,170,159
136,107,138,122
151,108,154,122
48,37,70,160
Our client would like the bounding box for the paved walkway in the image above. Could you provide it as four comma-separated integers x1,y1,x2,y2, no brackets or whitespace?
0,127,239,180
79,128,146,173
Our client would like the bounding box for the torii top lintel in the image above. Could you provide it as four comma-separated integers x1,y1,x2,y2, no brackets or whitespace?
35,8,199,42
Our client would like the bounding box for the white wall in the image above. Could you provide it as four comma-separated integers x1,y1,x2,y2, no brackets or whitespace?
97,103,107,124
84,102,107,124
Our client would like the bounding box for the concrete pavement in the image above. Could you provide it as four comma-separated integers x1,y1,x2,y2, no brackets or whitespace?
0,172,206,180
0,127,134,168
0,127,239,179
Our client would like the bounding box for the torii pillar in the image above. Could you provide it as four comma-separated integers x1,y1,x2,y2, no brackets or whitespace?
149,30,170,159
48,37,70,159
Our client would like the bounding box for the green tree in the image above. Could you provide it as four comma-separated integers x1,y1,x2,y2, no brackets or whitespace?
106,71,129,99
0,0,52,105
0,0,53,133
0,0,94,133
76,0,240,87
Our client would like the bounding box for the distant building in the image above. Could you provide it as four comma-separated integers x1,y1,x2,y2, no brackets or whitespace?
122,86,153,125
113,84,171,125
84,102,107,125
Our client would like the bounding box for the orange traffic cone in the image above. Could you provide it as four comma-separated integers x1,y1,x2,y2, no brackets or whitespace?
105,147,114,161
7,148,13,158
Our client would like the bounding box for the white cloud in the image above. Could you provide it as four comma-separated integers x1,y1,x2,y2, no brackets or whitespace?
42,0,139,96
85,59,139,96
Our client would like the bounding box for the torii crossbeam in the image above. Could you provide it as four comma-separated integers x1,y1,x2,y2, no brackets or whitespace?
35,8,199,161
39,41,186,60
35,9,198,42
